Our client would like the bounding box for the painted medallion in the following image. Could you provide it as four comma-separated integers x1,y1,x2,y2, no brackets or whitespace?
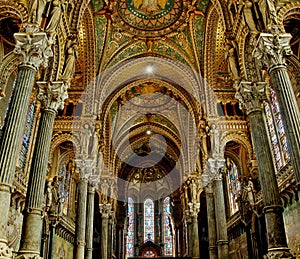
114,0,187,38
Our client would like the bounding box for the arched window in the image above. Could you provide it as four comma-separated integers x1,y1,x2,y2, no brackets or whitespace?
264,89,290,171
126,197,134,258
59,161,72,215
163,197,173,256
226,157,241,215
144,198,154,241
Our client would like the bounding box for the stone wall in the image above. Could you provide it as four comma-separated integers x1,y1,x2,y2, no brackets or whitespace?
53,233,74,259
228,232,248,259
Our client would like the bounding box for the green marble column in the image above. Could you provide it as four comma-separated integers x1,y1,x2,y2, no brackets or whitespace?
236,82,292,258
75,160,93,259
86,184,95,259
100,204,111,259
17,82,68,259
0,24,52,257
206,158,229,259
254,32,300,184
204,180,218,259
184,203,200,259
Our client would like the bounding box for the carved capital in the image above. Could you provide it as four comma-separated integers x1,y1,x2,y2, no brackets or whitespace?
37,81,69,112
0,242,13,257
99,203,112,218
235,82,268,114
14,24,53,70
75,159,95,180
253,33,293,69
205,158,225,182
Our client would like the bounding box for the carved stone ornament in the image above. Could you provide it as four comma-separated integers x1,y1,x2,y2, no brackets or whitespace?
0,242,13,258
235,82,267,114
204,158,225,183
75,159,95,180
13,24,53,70
253,33,293,69
37,81,69,111
99,203,112,218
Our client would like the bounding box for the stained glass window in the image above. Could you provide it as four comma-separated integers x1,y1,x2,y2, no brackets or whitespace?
226,158,241,215
126,197,134,258
144,198,154,241
18,101,36,171
264,90,290,170
163,197,173,256
59,162,72,215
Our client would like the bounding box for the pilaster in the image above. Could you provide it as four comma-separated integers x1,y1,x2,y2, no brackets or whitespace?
0,25,52,258
254,32,300,184
236,81,292,258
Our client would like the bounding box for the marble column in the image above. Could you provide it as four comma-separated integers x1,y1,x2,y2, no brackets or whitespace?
17,82,68,259
86,184,95,259
0,24,52,257
203,180,218,259
100,203,111,259
75,159,93,259
207,158,229,259
254,32,300,183
185,203,200,259
236,82,292,258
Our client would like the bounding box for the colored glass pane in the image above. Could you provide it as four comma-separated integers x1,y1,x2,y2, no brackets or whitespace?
226,158,241,215
144,199,154,241
126,197,134,257
164,197,173,256
59,162,72,215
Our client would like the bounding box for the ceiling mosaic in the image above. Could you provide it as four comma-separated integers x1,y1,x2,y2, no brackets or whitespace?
111,0,189,38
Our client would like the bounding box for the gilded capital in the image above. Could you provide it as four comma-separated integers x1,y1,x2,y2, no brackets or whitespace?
253,33,293,69
37,81,69,112
75,159,95,180
14,24,53,70
235,82,268,114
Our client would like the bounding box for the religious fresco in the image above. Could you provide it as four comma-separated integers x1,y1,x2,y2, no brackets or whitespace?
111,0,189,38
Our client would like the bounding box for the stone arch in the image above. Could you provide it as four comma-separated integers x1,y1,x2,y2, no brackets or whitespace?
0,0,28,23
220,132,253,159
49,133,80,162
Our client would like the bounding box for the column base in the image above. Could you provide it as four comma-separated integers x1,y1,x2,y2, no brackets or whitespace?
267,248,293,259
0,242,13,258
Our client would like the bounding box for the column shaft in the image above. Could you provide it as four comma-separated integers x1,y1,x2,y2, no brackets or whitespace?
250,111,289,250
18,109,56,257
86,186,95,259
214,177,229,259
269,66,300,182
75,178,88,259
206,185,218,259
236,81,292,257
0,66,36,256
101,214,109,259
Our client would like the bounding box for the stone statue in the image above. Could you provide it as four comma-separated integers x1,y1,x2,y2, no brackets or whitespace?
80,123,92,155
45,0,65,34
101,179,109,204
29,0,48,26
225,40,240,81
242,0,258,33
210,124,220,158
62,40,78,80
246,177,255,209
48,176,62,216
190,179,198,203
